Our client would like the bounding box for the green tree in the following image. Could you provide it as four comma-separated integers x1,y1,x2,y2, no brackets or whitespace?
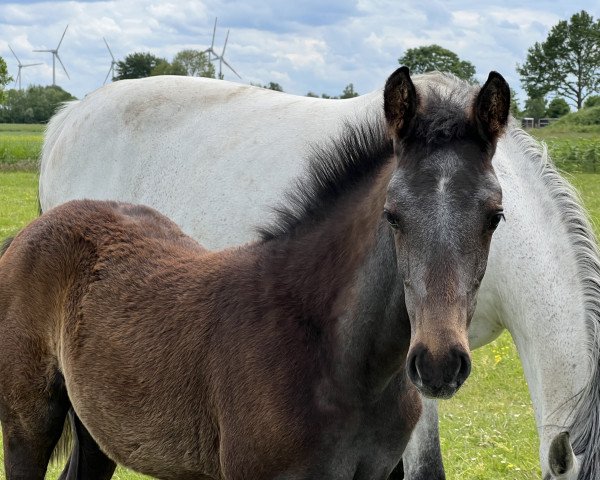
150,61,187,76
0,85,76,123
510,89,521,117
306,91,319,98
340,83,359,99
252,82,283,92
546,97,570,118
523,97,547,121
398,44,476,82
517,10,600,109
584,95,600,108
116,52,167,80
172,50,215,78
0,56,13,101
265,82,283,92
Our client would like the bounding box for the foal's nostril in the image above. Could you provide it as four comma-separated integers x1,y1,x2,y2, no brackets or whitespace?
407,350,420,384
407,344,471,398
454,348,471,387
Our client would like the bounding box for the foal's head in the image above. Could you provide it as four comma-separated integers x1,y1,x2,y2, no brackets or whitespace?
383,67,509,399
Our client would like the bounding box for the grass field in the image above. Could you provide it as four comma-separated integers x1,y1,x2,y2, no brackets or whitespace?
531,124,600,173
0,123,44,170
2,121,600,174
1,122,600,173
0,171,598,479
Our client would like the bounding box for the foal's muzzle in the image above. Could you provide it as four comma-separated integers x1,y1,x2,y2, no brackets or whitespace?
406,343,471,399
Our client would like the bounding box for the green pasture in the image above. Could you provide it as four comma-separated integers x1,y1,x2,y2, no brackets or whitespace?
529,122,600,173
0,123,44,170
2,121,600,174
531,120,600,174
0,170,599,479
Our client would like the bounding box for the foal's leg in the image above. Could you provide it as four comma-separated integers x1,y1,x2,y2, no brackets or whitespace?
1,373,70,480
58,409,116,480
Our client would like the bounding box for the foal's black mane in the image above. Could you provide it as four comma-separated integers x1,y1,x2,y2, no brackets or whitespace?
258,120,393,241
258,84,478,242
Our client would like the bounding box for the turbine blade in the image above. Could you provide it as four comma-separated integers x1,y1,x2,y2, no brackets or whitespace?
57,24,69,50
33,49,53,53
22,63,43,67
204,48,220,64
103,37,115,61
103,65,113,84
222,30,230,56
210,17,217,49
8,45,20,64
55,53,70,79
221,57,241,79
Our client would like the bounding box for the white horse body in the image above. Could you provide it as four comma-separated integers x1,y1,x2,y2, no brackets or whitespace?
40,75,597,479
40,76,381,250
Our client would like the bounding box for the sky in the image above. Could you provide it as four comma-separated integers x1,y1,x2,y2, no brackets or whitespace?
0,0,598,106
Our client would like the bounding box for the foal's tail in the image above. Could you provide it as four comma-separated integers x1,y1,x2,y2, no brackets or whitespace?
50,409,116,475
50,410,73,467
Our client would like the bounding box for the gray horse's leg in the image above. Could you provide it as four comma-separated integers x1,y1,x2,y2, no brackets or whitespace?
400,398,445,479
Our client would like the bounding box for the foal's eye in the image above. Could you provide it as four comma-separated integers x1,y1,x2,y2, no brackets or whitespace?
488,211,505,231
384,209,402,230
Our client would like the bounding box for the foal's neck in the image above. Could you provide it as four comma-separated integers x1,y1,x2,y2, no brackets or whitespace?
259,160,409,397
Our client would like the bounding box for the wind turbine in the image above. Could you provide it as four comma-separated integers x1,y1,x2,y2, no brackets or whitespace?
103,37,117,84
202,18,241,80
218,29,241,80
203,17,219,64
33,24,70,86
8,45,42,90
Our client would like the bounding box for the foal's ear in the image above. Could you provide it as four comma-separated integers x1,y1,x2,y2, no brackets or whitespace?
384,66,418,138
474,71,510,142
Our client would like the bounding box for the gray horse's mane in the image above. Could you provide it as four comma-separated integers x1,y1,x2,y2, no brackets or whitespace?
511,125,600,479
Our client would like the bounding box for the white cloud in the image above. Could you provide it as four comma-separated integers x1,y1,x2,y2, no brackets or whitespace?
0,0,583,105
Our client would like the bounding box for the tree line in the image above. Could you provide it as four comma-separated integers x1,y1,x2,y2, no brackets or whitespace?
0,9,598,123
0,86,76,124
0,48,359,123
113,52,359,98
